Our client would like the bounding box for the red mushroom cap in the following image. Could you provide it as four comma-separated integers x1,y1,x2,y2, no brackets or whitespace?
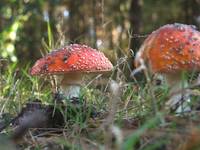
135,23,200,73
30,44,113,75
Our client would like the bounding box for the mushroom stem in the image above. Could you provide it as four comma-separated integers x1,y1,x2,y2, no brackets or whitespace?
56,73,83,99
164,73,191,112
61,84,81,99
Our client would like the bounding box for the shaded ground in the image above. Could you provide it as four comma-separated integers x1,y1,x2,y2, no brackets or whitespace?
1,98,200,150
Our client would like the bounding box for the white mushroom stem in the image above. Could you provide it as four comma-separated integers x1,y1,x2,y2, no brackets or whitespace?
55,73,83,99
164,73,191,112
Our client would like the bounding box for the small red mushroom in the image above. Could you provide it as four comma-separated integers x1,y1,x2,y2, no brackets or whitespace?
134,23,200,112
31,44,113,99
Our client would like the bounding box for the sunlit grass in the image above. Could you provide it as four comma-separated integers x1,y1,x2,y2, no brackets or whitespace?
0,62,52,114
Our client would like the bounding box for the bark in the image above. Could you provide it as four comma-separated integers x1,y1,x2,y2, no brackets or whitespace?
68,0,83,43
91,0,97,48
183,0,200,28
129,0,142,54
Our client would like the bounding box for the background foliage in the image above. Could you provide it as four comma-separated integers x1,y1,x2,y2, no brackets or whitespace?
1,0,200,66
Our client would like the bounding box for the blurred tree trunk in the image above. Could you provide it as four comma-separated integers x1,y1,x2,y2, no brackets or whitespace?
183,0,200,28
192,0,200,28
91,0,97,48
129,0,142,55
108,23,114,50
129,0,143,81
68,0,83,43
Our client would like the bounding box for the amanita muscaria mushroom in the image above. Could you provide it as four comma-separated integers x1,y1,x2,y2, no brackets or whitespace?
134,23,200,111
30,44,113,99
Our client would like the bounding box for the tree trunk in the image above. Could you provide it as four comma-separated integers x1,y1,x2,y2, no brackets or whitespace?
91,0,97,48
183,0,200,28
68,0,82,43
190,0,200,28
129,0,142,55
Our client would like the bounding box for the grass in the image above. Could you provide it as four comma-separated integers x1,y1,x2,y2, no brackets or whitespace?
1,56,200,150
